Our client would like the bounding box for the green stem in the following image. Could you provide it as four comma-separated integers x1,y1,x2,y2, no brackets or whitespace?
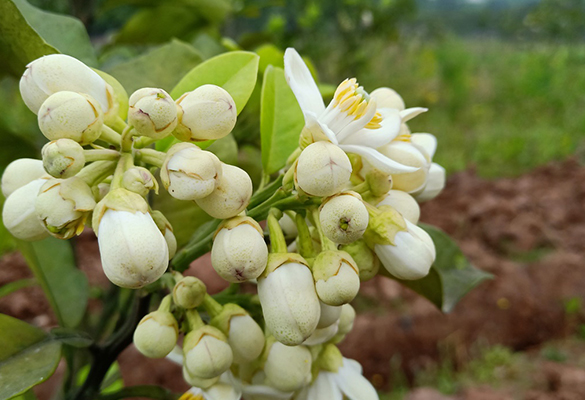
185,309,205,332
99,125,122,146
110,153,133,190
158,295,173,313
121,126,135,153
107,116,128,134
135,148,166,168
77,161,117,186
84,149,120,162
267,211,287,253
295,213,316,258
202,294,223,318
312,208,337,251
351,180,370,194
95,386,178,400
133,136,157,149
248,175,284,209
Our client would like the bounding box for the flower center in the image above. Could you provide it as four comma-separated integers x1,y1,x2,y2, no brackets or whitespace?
179,392,205,400
331,78,382,130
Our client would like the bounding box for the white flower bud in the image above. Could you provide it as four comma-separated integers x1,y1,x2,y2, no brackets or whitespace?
279,213,298,238
295,141,352,197
19,54,114,115
122,167,158,197
128,88,178,139
264,341,312,392
302,322,339,346
184,326,233,379
35,177,96,239
319,192,368,244
317,301,342,329
415,162,446,203
133,310,178,358
161,143,222,200
2,179,49,241
175,84,237,142
377,190,420,224
94,189,169,288
41,139,85,179
375,220,435,280
370,87,405,111
172,276,206,309
38,91,104,145
150,210,176,259
379,142,428,194
313,250,360,306
338,304,356,336
257,256,320,346
182,367,219,389
211,217,268,282
211,304,265,364
1,158,47,198
195,164,252,219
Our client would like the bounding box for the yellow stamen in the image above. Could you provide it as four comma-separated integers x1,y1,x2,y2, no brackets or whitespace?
395,133,412,142
179,392,205,400
332,78,382,129
365,111,383,129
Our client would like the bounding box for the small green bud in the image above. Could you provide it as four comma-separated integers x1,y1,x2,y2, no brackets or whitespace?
122,167,158,197
172,276,206,309
133,310,178,358
41,139,85,179
319,192,368,244
317,344,344,373
340,239,380,281
365,169,392,197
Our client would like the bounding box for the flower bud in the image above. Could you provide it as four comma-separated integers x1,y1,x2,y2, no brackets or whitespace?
96,182,110,201
257,255,320,346
41,139,85,179
19,54,114,115
375,220,436,280
379,142,428,194
2,179,49,241
151,210,177,259
338,304,356,336
35,177,96,239
415,162,446,203
295,141,352,197
264,341,312,392
1,158,47,198
122,167,158,197
182,367,219,389
161,143,222,200
302,322,339,346
319,192,368,244
184,326,233,379
370,87,405,111
313,250,360,306
133,310,178,358
128,88,178,139
172,276,206,309
340,240,380,281
279,213,298,238
377,190,420,224
195,164,252,219
174,84,237,142
210,304,265,364
211,216,268,282
93,189,169,288
38,91,104,145
317,301,342,329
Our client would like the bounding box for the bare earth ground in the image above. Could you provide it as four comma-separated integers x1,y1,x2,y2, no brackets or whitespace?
2,159,585,399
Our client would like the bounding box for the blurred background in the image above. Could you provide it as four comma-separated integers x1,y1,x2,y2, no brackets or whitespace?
1,0,585,399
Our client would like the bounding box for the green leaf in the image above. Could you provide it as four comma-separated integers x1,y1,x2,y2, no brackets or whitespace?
0,0,58,76
256,43,284,74
260,66,304,174
157,51,259,152
12,0,96,66
395,224,493,313
0,314,62,399
105,39,203,95
94,69,129,121
207,134,238,165
0,278,36,298
16,237,89,328
50,327,93,348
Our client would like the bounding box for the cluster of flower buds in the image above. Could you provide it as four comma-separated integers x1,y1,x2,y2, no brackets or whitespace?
2,49,447,400
2,54,242,290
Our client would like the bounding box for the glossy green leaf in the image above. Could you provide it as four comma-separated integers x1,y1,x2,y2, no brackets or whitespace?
395,224,493,313
12,0,96,66
0,278,36,298
0,0,58,76
0,314,62,399
17,237,88,328
260,66,304,174
157,51,259,152
50,327,93,348
94,69,129,121
105,39,203,95
256,43,284,74
207,134,238,165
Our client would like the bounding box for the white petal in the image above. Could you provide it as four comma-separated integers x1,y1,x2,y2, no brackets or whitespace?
339,144,418,174
342,358,363,374
284,48,325,116
414,162,446,203
166,345,184,365
204,383,241,400
305,111,338,144
410,133,438,160
336,99,379,143
242,384,294,400
340,108,401,148
400,107,427,123
335,363,379,400
307,373,342,400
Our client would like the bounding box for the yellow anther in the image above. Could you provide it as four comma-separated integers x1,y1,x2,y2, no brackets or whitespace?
395,133,412,142
179,392,205,400
332,78,383,129
365,112,383,129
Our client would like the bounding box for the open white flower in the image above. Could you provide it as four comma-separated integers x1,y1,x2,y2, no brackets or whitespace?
295,358,378,400
284,48,419,175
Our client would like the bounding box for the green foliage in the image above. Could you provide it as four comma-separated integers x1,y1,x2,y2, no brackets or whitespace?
94,69,130,120
260,66,304,174
0,314,62,399
104,40,203,94
17,237,89,328
0,278,36,298
395,224,493,313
